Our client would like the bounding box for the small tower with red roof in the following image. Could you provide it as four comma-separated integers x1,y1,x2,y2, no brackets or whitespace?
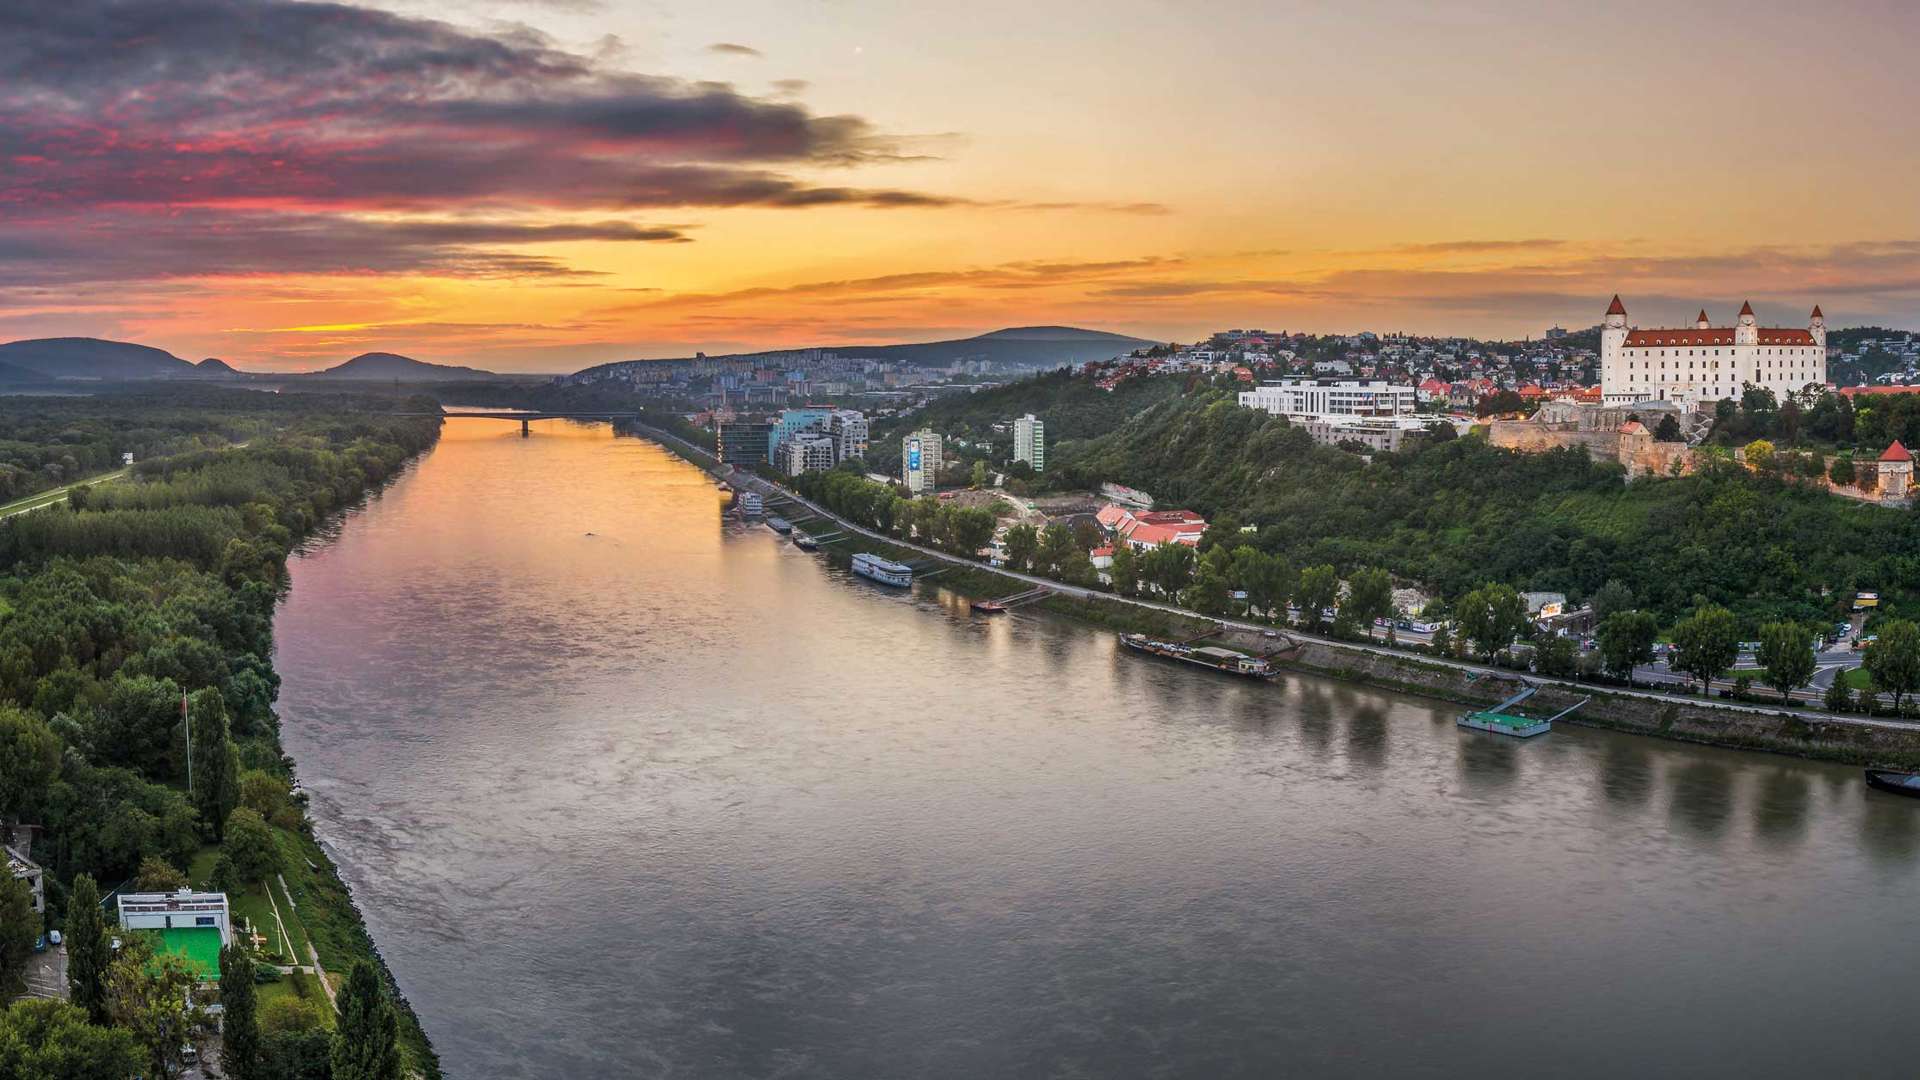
1880,440,1912,500
1810,304,1827,351
1735,300,1758,346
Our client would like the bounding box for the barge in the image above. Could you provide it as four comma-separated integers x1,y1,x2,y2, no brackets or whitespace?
1865,769,1920,799
1118,633,1275,679
735,491,763,517
766,516,793,534
792,531,819,551
851,552,914,588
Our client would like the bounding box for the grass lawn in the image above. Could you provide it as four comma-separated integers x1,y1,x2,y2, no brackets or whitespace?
1843,667,1876,691
256,974,335,1030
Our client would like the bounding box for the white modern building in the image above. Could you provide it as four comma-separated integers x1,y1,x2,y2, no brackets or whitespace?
1013,413,1046,472
780,433,836,476
902,429,944,494
1238,379,1417,420
117,888,232,945
829,410,870,463
1599,296,1827,407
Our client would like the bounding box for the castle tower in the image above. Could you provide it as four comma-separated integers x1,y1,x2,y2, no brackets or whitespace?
1696,309,1711,329
1810,304,1827,350
1601,295,1628,398
1736,300,1758,346
1880,440,1912,501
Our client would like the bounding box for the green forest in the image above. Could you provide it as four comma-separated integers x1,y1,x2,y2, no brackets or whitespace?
1,389,441,1079
983,384,1920,630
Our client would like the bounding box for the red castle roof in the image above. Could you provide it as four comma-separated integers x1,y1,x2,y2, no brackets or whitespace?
1812,305,1824,318
1739,300,1756,317
1881,441,1912,463
1606,295,1627,316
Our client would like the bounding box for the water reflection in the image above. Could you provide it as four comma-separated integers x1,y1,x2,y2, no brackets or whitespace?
270,423,1920,1080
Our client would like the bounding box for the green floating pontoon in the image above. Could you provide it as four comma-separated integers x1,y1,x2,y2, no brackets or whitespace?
1457,685,1587,739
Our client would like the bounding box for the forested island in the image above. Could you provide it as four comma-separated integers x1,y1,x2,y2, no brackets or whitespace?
1,388,441,1078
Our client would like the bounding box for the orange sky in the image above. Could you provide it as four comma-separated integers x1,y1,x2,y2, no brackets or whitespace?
5,0,1918,371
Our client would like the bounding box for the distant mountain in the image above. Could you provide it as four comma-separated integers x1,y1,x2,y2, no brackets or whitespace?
193,357,243,377
567,325,1157,384
0,359,42,384
311,352,498,381
0,337,196,380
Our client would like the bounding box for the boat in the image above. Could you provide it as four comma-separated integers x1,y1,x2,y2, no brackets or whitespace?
736,491,763,517
791,531,819,551
1865,769,1920,798
851,552,914,588
1456,708,1552,739
1118,633,1274,679
766,516,793,534
971,599,1008,614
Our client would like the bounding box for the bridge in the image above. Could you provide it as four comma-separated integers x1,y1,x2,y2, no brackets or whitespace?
394,411,643,436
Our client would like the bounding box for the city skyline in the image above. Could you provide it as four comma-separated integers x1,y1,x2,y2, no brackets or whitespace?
5,0,1920,371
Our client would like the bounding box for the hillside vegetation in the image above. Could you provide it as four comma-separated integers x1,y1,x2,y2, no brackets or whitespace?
1028,385,1916,628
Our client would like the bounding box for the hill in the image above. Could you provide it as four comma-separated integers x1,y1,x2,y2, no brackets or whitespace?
0,359,42,385
192,357,244,377
566,325,1155,384
312,352,498,381
0,337,196,380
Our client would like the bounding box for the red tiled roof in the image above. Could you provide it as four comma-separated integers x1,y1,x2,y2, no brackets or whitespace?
1619,420,1648,436
1696,310,1709,323
1739,300,1756,317
1881,441,1912,463
1839,385,1920,398
1622,328,1815,347
1606,295,1627,316
1811,305,1824,318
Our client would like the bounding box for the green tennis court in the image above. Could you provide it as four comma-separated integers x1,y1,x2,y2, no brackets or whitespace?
147,927,224,979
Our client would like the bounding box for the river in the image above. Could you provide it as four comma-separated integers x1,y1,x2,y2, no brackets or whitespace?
274,420,1920,1078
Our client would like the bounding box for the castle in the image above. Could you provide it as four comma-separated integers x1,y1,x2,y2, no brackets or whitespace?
1600,296,1826,407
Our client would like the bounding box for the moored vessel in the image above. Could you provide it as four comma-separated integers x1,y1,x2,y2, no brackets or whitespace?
1865,769,1920,798
792,530,819,550
851,552,913,587
1118,633,1274,678
767,516,793,534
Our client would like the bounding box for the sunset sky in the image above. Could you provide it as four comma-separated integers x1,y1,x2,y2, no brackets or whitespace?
5,0,1919,372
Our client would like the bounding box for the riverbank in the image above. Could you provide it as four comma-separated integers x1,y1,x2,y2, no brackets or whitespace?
627,420,1920,769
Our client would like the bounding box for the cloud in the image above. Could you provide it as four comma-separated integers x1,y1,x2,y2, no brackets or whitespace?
0,210,693,286
706,42,763,58
1391,238,1566,254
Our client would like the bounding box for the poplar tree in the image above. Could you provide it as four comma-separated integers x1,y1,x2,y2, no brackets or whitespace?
331,961,402,1080
188,688,239,840
220,944,262,1080
66,873,114,1026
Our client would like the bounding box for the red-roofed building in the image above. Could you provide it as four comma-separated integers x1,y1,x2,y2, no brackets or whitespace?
1096,505,1209,550
1839,385,1920,399
1601,296,1827,407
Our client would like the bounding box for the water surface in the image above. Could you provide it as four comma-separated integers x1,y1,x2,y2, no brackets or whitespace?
276,422,1920,1078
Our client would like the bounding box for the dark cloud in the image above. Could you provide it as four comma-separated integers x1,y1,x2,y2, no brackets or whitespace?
706,43,764,58
0,210,692,286
0,0,970,284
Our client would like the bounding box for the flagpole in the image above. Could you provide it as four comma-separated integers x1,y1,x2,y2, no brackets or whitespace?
183,693,191,794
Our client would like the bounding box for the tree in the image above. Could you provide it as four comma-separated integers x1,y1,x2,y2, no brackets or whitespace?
1864,619,1920,712
1653,414,1683,442
1142,543,1195,599
969,460,988,489
1428,623,1453,657
1294,565,1340,629
1454,583,1529,662
188,688,240,840
223,808,280,886
1345,568,1393,639
1829,454,1857,486
66,873,113,1025
1108,545,1139,596
1597,610,1659,681
105,937,205,1080
221,944,263,1080
1181,567,1231,615
134,855,188,894
1243,552,1292,622
1671,604,1740,695
331,961,402,1080
1034,524,1076,579
1744,438,1776,471
0,874,40,1002
262,1028,334,1080
1589,579,1635,623
1756,621,1817,703
0,705,61,821
1823,676,1852,713
1535,634,1577,677
1001,523,1038,573
0,998,143,1079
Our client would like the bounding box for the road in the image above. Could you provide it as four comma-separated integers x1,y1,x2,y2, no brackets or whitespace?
0,466,129,519
636,423,1920,735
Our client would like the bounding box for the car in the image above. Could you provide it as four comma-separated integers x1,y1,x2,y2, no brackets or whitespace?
1855,635,1877,650
48,929,61,946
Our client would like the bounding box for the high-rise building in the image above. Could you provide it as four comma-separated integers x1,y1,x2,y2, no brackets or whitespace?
780,434,836,476
829,410,870,463
902,429,944,494
716,420,774,466
1599,296,1827,407
1013,413,1046,473
768,407,834,462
